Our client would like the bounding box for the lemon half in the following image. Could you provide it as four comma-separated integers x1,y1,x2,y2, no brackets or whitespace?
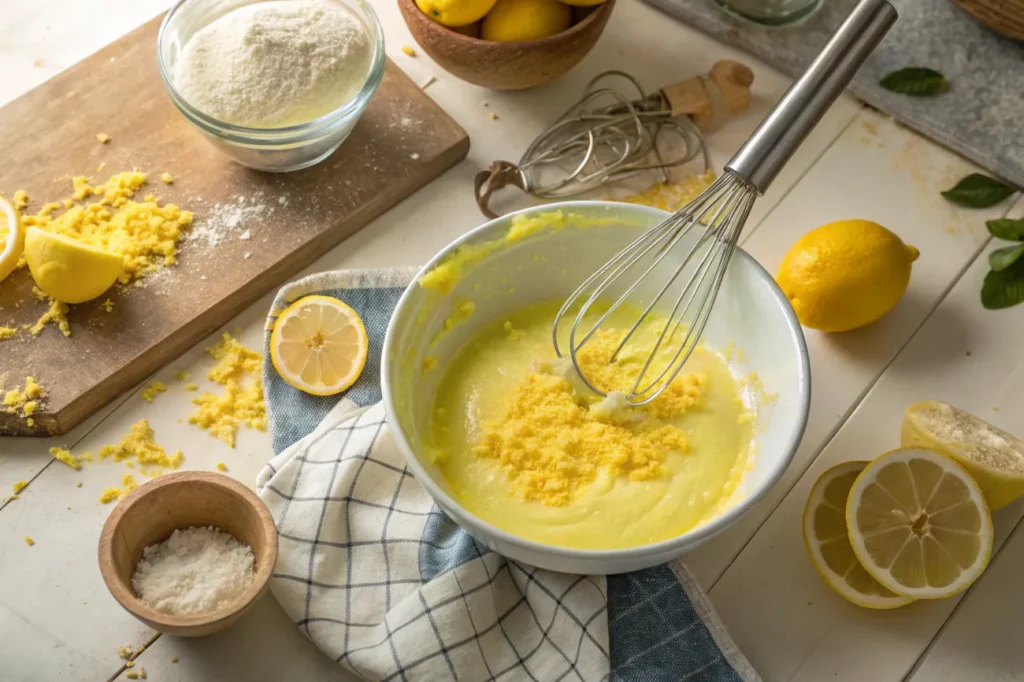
24,226,123,303
803,461,914,609
846,447,993,600
0,197,24,282
902,401,1024,511
270,295,369,396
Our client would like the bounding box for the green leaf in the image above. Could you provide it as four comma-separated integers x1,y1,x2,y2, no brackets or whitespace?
988,244,1024,271
982,258,1024,309
941,173,1016,208
986,218,1024,241
879,68,950,96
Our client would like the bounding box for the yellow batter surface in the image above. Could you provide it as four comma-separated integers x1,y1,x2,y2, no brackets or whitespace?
427,301,753,550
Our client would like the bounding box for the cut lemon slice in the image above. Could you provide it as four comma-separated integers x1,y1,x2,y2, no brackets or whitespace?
903,401,1024,510
0,197,24,282
270,295,368,396
847,447,993,600
803,461,914,609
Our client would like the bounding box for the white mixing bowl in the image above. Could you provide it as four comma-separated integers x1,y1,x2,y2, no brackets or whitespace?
382,201,810,574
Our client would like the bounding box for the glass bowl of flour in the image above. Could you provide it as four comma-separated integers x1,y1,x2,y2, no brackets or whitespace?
158,0,385,172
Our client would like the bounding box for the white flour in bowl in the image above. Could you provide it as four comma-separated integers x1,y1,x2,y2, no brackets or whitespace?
173,0,373,128
131,526,255,615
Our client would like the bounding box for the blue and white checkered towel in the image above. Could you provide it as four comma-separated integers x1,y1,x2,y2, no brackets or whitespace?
256,268,759,682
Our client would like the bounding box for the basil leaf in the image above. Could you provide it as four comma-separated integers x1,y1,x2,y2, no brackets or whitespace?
988,244,1024,271
982,259,1024,309
879,68,950,96
941,174,1016,208
986,218,1024,241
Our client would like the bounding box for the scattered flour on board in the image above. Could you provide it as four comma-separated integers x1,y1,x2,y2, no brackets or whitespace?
131,526,255,616
186,194,273,249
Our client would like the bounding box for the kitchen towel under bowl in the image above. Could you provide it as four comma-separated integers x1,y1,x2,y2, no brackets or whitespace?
255,267,760,682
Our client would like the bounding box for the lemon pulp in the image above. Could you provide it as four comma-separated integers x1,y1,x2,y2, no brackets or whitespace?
427,301,753,550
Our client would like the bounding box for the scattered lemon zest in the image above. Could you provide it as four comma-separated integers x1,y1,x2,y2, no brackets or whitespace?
623,170,716,212
76,482,83,488
184,383,199,391
12,481,28,493
401,45,416,56
13,190,29,210
4,377,46,421
24,536,34,546
140,381,167,403
189,334,266,447
30,299,70,336
174,370,189,381
160,173,173,184
216,462,227,471
96,133,110,144
101,299,114,312
0,326,17,341
49,447,81,470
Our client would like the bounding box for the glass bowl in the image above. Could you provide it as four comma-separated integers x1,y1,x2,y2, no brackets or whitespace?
157,0,385,172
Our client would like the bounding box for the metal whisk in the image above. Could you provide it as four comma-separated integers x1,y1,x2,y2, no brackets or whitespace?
554,0,898,406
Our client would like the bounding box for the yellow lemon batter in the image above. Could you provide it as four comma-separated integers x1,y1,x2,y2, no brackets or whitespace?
428,301,753,550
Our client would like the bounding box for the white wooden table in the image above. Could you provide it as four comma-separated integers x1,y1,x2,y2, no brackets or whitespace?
2,1,1022,680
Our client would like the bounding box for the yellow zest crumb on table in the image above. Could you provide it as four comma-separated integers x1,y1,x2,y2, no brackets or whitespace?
160,172,173,184
50,447,81,470
24,536,34,546
184,383,198,391
101,299,114,312
124,660,134,668
99,419,183,469
17,171,193,285
171,655,178,663
0,326,17,341
188,333,267,447
96,133,110,144
623,170,716,213
4,377,46,420
26,418,34,427
30,299,70,336
140,381,167,403
401,45,416,56
12,481,28,494
482,101,489,107
117,645,133,659
126,668,147,679
97,162,106,173
13,190,29,210
76,482,83,488
174,370,189,381
99,488,121,504
216,462,227,472
489,112,498,120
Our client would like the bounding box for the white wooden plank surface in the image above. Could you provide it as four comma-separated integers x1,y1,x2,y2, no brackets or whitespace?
686,109,1010,590
708,199,1024,682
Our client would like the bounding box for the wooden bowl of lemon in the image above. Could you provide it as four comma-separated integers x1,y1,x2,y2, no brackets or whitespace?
399,0,616,90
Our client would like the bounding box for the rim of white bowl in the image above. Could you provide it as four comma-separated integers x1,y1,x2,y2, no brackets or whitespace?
382,200,811,565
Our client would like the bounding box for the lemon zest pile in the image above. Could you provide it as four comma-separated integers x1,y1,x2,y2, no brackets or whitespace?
12,481,28,494
472,330,707,506
140,381,167,403
4,377,46,420
623,170,717,212
30,299,70,336
18,171,193,284
0,326,17,341
189,333,267,447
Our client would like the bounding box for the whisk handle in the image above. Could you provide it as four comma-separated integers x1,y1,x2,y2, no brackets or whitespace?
725,0,897,193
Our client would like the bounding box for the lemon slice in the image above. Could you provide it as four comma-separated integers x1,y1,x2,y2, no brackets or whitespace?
803,461,914,609
0,197,24,281
270,295,368,396
847,447,993,599
902,401,1024,511
24,226,123,303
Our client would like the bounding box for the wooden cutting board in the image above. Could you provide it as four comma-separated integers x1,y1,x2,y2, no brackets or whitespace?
0,17,469,437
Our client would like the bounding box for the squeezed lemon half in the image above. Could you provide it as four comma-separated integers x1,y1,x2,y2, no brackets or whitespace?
24,226,123,303
270,295,368,396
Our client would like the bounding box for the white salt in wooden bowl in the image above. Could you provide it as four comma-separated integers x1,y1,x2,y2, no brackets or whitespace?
98,471,278,637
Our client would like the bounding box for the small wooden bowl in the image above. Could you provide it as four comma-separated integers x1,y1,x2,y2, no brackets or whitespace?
399,0,617,90
98,471,278,637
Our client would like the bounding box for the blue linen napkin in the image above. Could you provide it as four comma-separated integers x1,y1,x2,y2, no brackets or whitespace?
256,267,759,682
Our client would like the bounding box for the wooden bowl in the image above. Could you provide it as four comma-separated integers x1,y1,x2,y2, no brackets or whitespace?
399,0,617,90
98,471,278,637
954,0,1024,40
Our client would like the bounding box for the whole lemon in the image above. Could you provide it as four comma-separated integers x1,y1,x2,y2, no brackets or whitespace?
775,219,919,332
481,0,572,42
416,0,498,27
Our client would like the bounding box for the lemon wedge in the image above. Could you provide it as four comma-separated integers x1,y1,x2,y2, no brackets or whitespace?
902,401,1024,511
0,197,24,282
270,295,368,396
803,461,914,609
846,447,993,600
24,226,123,303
